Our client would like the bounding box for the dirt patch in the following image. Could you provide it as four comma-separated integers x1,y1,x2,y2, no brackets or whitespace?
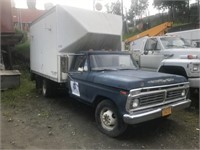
1,91,199,149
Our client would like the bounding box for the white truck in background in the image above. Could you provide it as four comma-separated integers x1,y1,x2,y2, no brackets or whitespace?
130,35,200,92
166,29,200,48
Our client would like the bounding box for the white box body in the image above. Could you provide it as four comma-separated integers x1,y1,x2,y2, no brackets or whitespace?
30,5,122,83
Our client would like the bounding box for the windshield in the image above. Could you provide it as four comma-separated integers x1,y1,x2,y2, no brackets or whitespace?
160,37,192,49
90,54,137,71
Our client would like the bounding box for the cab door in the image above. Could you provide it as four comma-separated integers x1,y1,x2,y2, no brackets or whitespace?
68,54,89,101
139,38,164,71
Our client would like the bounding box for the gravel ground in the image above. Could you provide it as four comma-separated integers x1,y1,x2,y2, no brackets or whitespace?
1,90,199,149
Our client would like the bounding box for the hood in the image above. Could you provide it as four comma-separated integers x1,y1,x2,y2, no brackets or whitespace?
91,70,187,91
163,48,200,59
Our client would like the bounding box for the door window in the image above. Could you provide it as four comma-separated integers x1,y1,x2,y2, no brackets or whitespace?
70,55,88,72
144,38,161,54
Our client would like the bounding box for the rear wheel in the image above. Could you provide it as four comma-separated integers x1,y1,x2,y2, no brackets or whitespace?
42,79,53,97
35,76,42,89
95,100,127,137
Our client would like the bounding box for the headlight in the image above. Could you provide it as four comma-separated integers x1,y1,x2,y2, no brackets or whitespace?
181,89,186,97
193,64,199,71
132,99,139,108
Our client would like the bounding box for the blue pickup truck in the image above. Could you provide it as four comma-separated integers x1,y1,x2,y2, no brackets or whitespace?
30,5,191,137
65,51,191,137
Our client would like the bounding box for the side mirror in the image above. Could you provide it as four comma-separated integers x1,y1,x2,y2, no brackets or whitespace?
144,51,148,55
78,67,84,72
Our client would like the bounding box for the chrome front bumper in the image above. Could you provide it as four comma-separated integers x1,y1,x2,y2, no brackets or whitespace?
123,99,191,125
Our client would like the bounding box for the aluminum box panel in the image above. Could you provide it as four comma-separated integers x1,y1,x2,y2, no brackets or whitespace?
30,5,122,82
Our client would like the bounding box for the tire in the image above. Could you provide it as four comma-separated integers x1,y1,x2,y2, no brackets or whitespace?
34,76,42,94
189,88,199,108
42,79,53,97
95,100,127,137
35,76,42,89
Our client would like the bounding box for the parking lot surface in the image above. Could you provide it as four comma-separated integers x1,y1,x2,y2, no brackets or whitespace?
1,91,199,149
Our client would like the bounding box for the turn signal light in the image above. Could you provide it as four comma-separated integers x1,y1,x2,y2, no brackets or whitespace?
120,91,128,95
187,54,198,59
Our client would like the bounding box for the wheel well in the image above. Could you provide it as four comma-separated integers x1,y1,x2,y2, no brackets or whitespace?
93,96,114,108
159,66,188,78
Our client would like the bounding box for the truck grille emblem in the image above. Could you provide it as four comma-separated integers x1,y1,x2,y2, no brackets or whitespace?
147,78,174,84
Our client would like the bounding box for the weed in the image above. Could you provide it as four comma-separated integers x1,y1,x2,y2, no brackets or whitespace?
38,111,50,118
1,70,35,106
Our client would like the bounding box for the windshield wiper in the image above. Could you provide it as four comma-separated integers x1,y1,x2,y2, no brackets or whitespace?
183,44,191,47
92,68,118,71
117,68,135,70
166,44,178,48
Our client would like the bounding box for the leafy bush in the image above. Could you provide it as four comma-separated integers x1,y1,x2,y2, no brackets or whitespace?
15,40,30,60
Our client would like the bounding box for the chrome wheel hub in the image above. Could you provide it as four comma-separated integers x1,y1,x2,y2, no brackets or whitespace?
100,109,116,131
42,81,46,95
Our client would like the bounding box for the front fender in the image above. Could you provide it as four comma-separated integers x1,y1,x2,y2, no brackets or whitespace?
90,84,128,115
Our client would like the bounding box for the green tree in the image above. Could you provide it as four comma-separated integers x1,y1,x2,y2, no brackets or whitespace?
153,0,189,22
105,0,122,15
127,0,149,24
190,2,200,23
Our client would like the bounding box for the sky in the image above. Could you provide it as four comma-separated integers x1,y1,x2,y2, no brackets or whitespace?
14,0,197,16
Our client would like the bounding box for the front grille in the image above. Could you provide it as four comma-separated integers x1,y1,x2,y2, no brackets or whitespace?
139,92,165,106
127,82,189,112
166,89,183,101
137,88,186,107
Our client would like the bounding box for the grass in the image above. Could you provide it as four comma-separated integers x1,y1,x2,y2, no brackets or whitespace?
1,70,35,106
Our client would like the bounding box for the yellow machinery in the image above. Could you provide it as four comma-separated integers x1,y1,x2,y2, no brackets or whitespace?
125,22,173,43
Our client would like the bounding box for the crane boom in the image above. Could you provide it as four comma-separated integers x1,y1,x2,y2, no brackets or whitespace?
125,22,173,43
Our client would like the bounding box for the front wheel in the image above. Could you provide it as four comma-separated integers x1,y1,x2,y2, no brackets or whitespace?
95,100,127,137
